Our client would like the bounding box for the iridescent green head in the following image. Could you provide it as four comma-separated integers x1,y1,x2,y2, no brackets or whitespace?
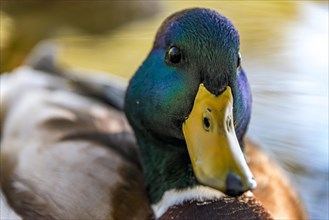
126,8,250,144
125,8,254,200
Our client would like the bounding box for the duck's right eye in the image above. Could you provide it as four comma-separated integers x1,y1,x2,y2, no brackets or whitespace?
166,46,182,64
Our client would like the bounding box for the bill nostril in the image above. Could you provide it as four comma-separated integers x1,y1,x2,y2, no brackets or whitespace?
225,172,244,197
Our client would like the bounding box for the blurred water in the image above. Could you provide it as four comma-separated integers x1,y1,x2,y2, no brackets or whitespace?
246,3,328,219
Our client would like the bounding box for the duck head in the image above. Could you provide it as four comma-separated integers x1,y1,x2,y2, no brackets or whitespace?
125,8,255,199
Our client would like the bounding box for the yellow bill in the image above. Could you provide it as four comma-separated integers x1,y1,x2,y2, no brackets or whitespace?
182,84,256,196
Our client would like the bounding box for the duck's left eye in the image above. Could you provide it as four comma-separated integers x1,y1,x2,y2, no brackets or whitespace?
237,52,242,69
166,46,182,64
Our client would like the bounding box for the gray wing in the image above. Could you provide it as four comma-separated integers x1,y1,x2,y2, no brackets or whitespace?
0,45,152,220
25,41,128,110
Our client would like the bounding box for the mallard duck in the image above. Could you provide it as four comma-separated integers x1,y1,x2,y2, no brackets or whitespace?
0,8,306,220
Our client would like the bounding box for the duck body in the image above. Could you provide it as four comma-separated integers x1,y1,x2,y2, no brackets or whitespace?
1,8,306,220
157,195,271,220
0,67,304,219
0,67,153,219
0,67,267,220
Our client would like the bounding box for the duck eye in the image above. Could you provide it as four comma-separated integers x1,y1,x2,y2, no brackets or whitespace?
237,52,242,69
166,46,182,64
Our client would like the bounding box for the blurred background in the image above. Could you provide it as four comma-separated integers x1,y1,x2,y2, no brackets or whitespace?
1,1,328,219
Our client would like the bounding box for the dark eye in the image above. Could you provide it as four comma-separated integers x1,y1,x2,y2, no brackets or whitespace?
166,46,182,64
237,52,242,69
